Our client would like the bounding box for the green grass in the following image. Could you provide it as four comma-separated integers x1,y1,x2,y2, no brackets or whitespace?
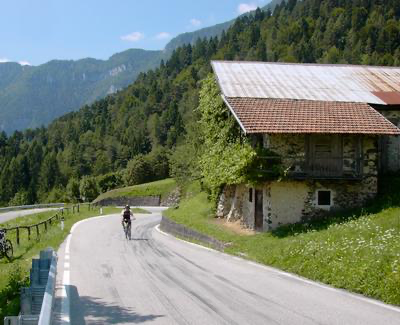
164,181,400,306
0,206,119,319
93,178,177,203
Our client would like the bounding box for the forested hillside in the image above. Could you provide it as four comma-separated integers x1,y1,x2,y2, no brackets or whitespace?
1,0,400,206
0,49,163,133
164,0,282,53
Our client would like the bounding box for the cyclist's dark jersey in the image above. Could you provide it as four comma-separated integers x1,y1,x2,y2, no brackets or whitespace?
122,209,132,223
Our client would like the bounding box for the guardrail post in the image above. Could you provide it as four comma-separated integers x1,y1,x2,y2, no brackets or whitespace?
16,227,20,245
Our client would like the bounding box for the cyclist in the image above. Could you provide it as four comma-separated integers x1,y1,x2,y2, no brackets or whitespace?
121,205,134,239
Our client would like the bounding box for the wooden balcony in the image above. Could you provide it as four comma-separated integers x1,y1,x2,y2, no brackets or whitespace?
254,156,363,180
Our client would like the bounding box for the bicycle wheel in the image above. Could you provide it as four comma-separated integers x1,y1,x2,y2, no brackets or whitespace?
128,223,131,240
4,240,13,260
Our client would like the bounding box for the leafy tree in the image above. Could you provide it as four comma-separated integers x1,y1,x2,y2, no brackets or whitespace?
66,178,80,202
79,176,99,202
124,155,152,186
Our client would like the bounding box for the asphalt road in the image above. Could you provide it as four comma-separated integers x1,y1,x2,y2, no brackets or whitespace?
0,208,58,224
54,208,400,325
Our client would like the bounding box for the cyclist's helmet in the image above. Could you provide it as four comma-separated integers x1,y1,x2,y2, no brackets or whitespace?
125,205,130,210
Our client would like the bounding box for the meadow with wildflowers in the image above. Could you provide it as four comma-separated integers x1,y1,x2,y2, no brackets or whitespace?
165,179,400,305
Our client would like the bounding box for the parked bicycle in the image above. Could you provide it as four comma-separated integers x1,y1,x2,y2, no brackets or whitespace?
0,229,13,260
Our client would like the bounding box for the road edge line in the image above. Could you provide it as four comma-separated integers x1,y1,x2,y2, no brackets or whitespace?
60,214,117,323
154,224,400,314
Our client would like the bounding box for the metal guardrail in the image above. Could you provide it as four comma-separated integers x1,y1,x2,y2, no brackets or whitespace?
0,204,65,214
38,251,57,325
4,249,57,325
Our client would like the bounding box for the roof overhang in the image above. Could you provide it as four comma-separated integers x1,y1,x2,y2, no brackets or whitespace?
223,97,400,135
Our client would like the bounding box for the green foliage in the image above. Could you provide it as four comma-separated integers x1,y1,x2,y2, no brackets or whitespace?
9,191,30,206
79,176,99,202
198,75,256,199
66,178,80,202
0,264,28,320
124,154,152,186
2,0,400,205
245,147,285,183
97,172,124,194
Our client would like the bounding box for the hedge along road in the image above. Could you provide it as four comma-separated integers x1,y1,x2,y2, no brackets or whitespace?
53,208,400,325
0,208,59,224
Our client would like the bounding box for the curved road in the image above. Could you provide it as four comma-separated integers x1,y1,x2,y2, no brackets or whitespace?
0,208,58,224
54,208,400,324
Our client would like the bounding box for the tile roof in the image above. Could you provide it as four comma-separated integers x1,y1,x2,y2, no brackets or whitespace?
224,97,400,135
212,61,400,105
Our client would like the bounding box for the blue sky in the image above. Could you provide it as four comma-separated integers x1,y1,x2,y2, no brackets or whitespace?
0,0,269,66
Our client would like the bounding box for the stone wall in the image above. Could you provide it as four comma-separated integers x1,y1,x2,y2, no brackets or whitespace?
378,110,400,172
94,196,161,207
217,134,379,231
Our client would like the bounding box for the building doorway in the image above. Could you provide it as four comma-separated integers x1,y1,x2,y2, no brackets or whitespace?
254,189,263,229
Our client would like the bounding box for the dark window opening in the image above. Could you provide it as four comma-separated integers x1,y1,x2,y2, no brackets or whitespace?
318,190,331,206
249,188,253,202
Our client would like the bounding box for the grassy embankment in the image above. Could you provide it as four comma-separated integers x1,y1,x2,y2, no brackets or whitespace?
0,206,119,319
93,178,177,204
164,179,400,306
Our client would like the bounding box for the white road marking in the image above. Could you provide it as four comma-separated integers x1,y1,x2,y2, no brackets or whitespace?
60,214,117,324
155,224,400,314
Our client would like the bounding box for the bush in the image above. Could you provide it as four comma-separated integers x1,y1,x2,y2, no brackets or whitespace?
66,178,80,203
79,176,99,202
97,172,124,193
0,264,29,320
9,191,30,206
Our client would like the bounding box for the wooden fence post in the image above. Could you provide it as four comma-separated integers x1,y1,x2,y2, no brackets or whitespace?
44,221,48,231
28,227,31,241
77,204,80,213
16,227,20,245
36,225,39,238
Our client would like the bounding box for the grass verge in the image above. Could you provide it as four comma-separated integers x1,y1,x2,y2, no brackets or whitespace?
164,181,400,306
93,178,177,203
0,206,119,319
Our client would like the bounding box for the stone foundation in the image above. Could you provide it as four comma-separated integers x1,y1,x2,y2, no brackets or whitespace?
217,134,379,231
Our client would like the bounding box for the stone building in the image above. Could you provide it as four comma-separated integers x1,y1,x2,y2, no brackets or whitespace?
211,61,400,231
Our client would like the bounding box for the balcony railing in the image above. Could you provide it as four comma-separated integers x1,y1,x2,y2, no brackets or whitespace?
255,156,363,180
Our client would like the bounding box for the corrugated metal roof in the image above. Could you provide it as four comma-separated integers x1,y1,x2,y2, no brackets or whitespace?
212,61,400,105
223,97,400,135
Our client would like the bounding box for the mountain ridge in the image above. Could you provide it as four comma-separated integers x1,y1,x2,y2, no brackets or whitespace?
0,1,282,133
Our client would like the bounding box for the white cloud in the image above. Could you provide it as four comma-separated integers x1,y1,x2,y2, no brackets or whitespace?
238,3,257,14
0,58,10,63
190,18,202,27
19,61,31,66
120,32,145,42
155,32,171,40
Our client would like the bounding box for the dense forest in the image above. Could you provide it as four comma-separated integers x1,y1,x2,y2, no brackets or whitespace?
1,0,400,206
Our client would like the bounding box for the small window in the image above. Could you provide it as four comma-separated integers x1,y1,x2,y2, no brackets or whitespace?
317,190,331,206
249,188,253,202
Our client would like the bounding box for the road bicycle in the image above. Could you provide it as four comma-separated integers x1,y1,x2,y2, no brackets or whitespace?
122,221,131,240
0,230,13,260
